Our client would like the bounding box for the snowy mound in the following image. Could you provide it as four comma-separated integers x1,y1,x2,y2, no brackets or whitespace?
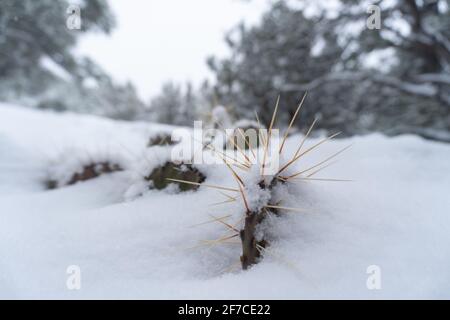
0,103,449,299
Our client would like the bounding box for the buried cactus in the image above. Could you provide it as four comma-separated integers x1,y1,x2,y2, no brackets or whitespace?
46,162,123,189
66,162,122,186
146,161,205,191
148,133,177,147
44,148,126,189
124,146,207,199
177,93,351,270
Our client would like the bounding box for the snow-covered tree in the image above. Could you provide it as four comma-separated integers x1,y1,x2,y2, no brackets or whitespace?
0,0,114,91
0,0,146,120
148,82,184,125
208,0,450,139
208,2,347,130
290,0,450,137
148,81,214,126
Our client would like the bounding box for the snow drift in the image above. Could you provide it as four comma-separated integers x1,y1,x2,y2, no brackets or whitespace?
0,103,449,299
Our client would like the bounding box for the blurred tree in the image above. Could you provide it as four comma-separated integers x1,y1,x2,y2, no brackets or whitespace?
148,81,215,126
179,82,197,125
149,82,184,125
208,2,345,130
0,0,146,120
0,0,114,86
296,0,450,137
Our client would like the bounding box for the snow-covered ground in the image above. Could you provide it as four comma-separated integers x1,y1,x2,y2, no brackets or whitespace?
0,103,449,299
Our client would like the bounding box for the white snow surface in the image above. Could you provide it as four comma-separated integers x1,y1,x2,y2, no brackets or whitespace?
0,103,449,299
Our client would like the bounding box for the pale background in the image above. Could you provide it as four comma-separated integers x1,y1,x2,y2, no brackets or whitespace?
77,0,269,99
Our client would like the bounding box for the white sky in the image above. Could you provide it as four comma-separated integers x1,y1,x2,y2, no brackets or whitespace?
77,0,269,101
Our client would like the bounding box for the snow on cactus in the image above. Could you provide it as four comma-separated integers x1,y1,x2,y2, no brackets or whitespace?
44,144,128,189
175,93,351,270
147,132,178,147
124,143,207,200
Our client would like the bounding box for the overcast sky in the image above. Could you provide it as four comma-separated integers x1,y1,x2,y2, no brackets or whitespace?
77,0,269,100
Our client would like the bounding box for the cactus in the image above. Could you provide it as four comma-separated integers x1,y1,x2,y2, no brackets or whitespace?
148,133,177,147
179,93,351,270
44,147,126,189
146,162,205,191
67,162,122,186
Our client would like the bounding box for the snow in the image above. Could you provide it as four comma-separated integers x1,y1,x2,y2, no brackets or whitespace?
40,56,73,82
1,103,450,299
211,105,232,128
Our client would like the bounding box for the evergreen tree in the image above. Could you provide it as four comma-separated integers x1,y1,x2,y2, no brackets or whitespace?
207,2,346,130
149,82,184,125
208,0,450,139
0,0,114,91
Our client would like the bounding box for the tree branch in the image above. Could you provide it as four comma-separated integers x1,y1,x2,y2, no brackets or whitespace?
279,71,450,106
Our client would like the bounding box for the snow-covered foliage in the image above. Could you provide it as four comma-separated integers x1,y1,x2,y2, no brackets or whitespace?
148,81,212,126
208,0,450,139
0,0,148,121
